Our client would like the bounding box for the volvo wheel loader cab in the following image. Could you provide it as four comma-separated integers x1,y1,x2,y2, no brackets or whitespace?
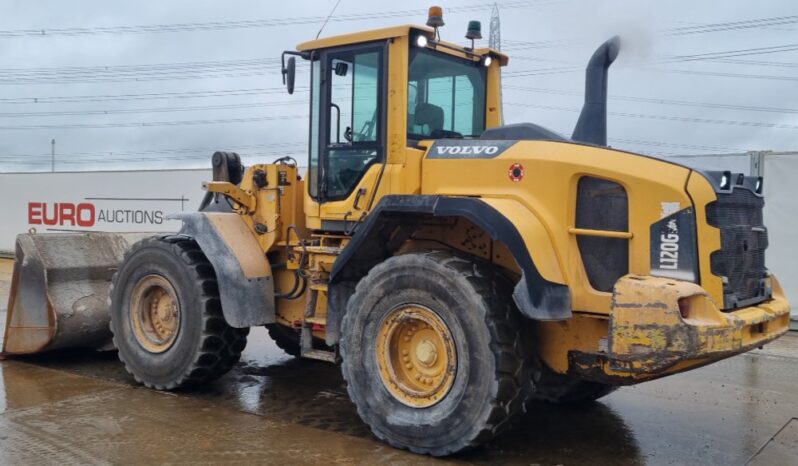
2,6,791,456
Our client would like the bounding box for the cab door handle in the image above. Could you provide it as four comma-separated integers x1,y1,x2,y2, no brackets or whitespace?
354,187,367,210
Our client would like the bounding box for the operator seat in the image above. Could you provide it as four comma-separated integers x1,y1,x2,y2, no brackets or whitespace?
413,102,445,135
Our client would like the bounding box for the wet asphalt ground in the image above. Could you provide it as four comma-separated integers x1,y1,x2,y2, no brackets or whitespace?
0,258,796,465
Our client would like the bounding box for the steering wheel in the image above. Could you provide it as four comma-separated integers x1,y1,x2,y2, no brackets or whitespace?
329,151,372,195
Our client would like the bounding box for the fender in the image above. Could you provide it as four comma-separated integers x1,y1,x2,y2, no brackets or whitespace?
327,195,571,343
168,212,275,328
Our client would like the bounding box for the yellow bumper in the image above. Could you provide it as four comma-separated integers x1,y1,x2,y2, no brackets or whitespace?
571,275,791,384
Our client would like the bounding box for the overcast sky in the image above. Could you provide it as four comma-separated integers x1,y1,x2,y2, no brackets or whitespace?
0,0,796,172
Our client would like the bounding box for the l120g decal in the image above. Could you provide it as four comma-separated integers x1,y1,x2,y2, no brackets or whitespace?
650,207,699,282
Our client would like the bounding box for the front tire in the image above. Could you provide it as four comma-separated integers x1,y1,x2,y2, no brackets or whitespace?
109,236,248,390
340,251,534,456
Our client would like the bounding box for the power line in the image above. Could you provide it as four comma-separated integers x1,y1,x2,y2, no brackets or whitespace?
0,1,557,38
545,126,749,154
503,65,583,77
639,67,798,83
0,141,303,158
0,57,281,74
652,43,798,65
0,142,304,160
2,4,789,45
0,69,276,85
0,100,299,118
0,142,309,165
0,87,305,104
663,15,798,36
502,15,798,53
608,137,744,153
0,58,302,85
506,102,798,130
505,41,798,74
704,57,798,68
503,63,798,83
2,31,796,86
501,39,574,52
504,85,798,114
7,150,308,165
2,93,794,132
0,115,306,130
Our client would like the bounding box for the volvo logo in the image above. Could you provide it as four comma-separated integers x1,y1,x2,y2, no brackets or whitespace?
435,146,500,156
427,140,516,159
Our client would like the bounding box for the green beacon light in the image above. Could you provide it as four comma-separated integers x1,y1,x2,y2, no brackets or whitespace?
466,20,482,50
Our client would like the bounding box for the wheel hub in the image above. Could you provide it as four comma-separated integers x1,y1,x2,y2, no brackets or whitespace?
415,339,438,366
376,304,457,408
130,275,181,353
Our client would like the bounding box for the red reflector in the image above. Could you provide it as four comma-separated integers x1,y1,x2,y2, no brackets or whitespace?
312,323,326,331
678,298,690,319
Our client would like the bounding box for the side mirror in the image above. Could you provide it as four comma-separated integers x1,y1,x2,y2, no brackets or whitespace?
285,57,296,95
334,61,349,77
282,50,309,95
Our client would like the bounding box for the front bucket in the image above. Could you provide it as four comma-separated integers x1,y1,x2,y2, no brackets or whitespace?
1,232,152,356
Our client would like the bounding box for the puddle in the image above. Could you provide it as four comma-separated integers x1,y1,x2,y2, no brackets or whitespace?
1,311,797,464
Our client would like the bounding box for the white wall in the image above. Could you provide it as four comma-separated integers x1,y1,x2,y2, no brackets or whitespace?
0,169,211,254
762,153,798,324
657,153,751,174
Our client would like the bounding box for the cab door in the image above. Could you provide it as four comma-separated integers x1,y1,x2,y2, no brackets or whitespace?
305,42,387,231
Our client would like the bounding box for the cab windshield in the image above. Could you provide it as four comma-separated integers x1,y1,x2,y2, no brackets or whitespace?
407,47,487,140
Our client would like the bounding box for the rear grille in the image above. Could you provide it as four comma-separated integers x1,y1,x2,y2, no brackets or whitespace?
706,186,769,309
575,177,629,292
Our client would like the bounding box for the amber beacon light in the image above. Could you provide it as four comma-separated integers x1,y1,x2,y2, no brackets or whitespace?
427,6,444,28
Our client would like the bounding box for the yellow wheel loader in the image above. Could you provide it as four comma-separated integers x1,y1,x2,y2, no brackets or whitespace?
2,7,791,456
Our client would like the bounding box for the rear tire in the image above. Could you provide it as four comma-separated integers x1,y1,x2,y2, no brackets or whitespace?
266,324,302,357
265,323,328,357
528,363,617,405
109,236,248,390
340,251,534,456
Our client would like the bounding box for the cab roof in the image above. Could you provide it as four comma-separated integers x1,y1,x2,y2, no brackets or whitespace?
296,24,509,65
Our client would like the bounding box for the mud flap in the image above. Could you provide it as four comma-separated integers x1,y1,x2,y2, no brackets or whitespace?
2,233,151,355
169,212,275,328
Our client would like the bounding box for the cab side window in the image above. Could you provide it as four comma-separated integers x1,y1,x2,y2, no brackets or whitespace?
407,48,486,139
324,48,382,200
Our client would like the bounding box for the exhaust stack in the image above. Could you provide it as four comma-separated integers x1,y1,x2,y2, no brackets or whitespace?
571,36,621,146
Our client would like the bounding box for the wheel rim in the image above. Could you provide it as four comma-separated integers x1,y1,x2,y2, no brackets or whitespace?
376,304,457,408
130,274,181,353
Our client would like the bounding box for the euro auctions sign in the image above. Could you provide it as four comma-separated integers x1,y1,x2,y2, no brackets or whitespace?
27,201,165,228
0,169,211,253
